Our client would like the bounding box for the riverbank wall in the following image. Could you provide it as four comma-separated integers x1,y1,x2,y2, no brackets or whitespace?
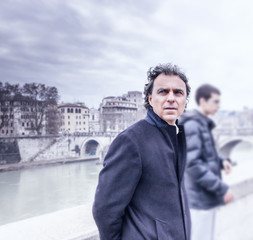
0,135,112,166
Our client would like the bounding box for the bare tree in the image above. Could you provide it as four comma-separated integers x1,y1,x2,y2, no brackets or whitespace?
0,82,21,132
21,83,59,135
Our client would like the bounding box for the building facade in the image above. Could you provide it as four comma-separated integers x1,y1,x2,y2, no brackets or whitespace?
100,96,137,133
89,107,100,132
58,102,89,134
125,91,146,121
0,98,15,136
0,96,50,136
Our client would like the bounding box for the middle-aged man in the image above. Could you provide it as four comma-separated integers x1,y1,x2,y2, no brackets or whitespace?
92,63,191,240
179,84,234,240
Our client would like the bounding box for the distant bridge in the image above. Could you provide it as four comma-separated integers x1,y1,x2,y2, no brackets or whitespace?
28,132,118,163
2,127,253,164
0,132,118,164
214,128,253,158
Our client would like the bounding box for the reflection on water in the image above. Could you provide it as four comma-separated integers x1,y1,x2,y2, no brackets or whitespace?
0,161,102,226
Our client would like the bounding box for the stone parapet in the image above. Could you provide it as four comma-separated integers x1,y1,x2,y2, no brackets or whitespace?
0,175,253,240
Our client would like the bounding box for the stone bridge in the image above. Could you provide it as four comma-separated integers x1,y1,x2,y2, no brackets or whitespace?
29,132,117,163
2,127,253,164
214,128,253,158
0,132,117,164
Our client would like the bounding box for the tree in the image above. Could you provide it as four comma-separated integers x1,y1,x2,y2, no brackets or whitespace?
21,83,59,135
0,82,21,132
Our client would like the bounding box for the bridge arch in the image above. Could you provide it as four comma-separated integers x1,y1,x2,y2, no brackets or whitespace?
80,137,105,160
218,137,253,159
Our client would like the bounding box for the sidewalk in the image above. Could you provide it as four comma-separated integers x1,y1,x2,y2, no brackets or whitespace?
0,204,99,240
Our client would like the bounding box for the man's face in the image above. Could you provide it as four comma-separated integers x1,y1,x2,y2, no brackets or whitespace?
200,93,220,115
148,73,187,125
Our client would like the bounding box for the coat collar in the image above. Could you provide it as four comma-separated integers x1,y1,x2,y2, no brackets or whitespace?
193,110,216,130
145,109,180,133
145,109,186,183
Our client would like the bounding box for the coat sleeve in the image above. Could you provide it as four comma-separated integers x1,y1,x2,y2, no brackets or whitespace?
184,120,228,197
92,132,142,240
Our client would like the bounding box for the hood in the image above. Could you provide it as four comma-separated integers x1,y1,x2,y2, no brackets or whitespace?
179,109,216,130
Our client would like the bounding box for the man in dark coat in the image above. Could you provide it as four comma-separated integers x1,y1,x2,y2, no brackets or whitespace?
179,84,234,240
92,63,191,240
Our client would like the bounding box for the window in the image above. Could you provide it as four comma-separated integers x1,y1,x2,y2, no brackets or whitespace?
2,130,4,134
67,108,70,113
22,122,25,127
61,109,65,113
92,115,94,120
68,121,70,125
71,108,73,113
83,121,85,125
68,116,70,119
27,122,29,127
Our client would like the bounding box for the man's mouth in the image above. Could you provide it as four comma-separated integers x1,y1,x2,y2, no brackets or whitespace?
164,107,177,110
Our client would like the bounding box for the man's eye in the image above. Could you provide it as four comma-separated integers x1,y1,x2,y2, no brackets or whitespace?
158,89,167,94
174,90,183,95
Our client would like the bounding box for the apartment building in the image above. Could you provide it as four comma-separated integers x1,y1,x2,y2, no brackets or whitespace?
58,102,89,134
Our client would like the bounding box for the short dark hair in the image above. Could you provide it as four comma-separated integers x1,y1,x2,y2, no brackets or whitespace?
144,63,191,110
195,84,221,105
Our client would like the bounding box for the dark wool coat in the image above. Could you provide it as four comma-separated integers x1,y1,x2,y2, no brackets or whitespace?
93,110,191,240
179,110,228,210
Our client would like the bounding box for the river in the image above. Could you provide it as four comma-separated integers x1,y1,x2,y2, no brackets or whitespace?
0,160,102,226
0,141,252,226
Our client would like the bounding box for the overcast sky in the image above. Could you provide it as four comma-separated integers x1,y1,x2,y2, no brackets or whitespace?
1,0,253,110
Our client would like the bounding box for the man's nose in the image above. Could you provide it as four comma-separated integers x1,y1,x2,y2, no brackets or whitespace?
167,92,175,102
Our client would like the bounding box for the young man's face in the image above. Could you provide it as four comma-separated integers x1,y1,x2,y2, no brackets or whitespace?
148,73,187,125
200,93,220,115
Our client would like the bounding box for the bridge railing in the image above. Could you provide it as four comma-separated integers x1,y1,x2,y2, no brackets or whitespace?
61,131,119,138
214,128,253,136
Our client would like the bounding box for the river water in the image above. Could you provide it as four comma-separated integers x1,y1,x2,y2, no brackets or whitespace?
0,142,252,226
0,160,102,226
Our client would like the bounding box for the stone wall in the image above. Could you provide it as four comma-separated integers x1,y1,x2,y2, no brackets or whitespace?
17,136,57,162
0,135,112,164
0,138,21,164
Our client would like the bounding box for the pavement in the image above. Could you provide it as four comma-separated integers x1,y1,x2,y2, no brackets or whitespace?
0,204,99,240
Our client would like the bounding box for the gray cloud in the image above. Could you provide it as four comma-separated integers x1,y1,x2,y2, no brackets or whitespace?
1,0,253,110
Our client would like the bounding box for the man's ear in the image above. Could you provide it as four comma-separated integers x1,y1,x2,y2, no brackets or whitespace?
199,97,206,106
148,94,152,106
